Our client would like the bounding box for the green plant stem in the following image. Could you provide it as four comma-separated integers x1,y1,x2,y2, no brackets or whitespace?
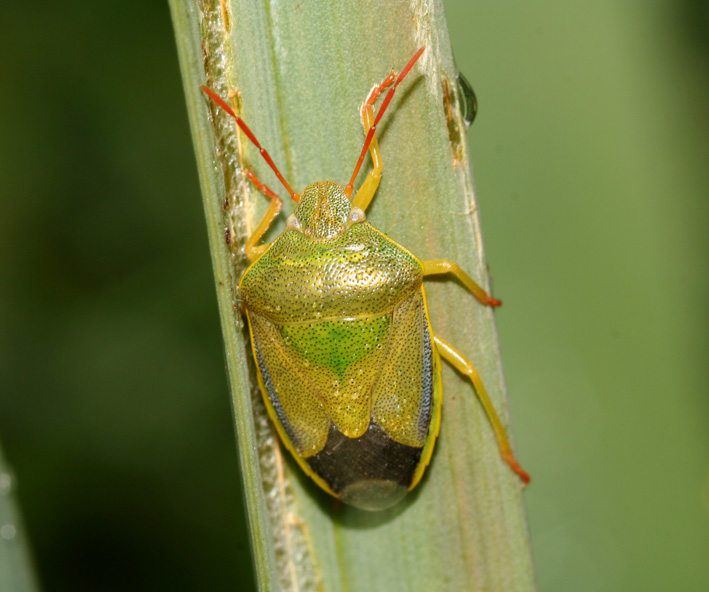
170,1,535,590
0,442,40,592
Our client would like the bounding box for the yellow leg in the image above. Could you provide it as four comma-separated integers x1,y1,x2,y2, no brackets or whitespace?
243,170,283,261
422,259,502,307
345,49,424,200
351,102,382,212
434,335,530,484
351,72,396,211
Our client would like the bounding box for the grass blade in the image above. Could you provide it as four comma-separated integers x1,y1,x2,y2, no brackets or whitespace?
0,442,40,592
170,1,536,589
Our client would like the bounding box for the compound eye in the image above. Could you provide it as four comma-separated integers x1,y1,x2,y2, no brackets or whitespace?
285,213,301,230
348,207,366,224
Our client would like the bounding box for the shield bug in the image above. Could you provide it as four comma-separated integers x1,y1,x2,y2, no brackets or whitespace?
201,47,529,511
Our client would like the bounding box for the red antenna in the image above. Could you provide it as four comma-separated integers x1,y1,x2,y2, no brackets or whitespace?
200,86,300,202
345,47,426,198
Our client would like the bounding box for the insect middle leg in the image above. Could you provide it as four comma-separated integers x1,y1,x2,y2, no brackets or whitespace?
422,259,502,307
433,335,530,484
351,72,397,212
243,169,283,261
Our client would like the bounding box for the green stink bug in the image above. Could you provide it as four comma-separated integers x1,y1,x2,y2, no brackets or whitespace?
202,47,528,511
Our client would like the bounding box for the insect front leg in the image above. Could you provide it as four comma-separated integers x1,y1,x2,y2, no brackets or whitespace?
346,48,424,202
433,335,530,484
351,73,396,211
243,169,282,261
422,259,502,307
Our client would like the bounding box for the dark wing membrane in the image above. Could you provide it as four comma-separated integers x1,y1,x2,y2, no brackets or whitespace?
306,420,422,496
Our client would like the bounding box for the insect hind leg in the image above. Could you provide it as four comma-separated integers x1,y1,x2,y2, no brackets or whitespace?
433,335,530,484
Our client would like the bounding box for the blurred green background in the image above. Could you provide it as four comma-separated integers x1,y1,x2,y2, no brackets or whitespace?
1,1,707,590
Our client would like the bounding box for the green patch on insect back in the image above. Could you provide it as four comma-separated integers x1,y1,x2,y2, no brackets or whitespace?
280,317,391,379
251,313,389,444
